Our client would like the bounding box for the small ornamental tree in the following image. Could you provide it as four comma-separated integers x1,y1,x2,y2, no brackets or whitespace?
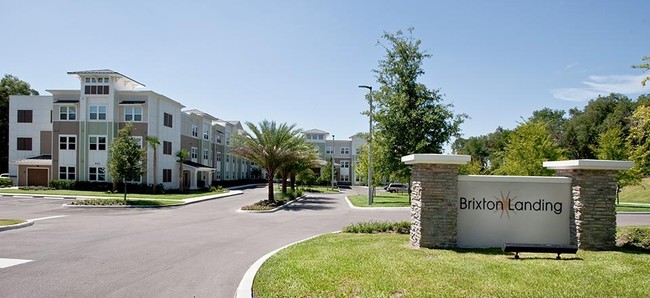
108,123,146,201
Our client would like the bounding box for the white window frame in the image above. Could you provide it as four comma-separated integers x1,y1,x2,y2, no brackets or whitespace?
326,147,333,154
340,147,350,155
89,105,107,120
59,106,76,121
89,166,106,181
203,148,209,160
192,125,198,137
191,147,198,159
59,166,76,180
89,135,107,151
124,106,142,122
203,125,210,140
341,160,350,168
59,135,76,150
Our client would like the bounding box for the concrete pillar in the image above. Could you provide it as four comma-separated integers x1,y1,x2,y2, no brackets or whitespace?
544,160,633,250
402,154,470,249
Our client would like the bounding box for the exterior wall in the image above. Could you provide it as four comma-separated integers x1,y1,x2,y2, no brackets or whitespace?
149,95,183,190
8,95,53,179
40,131,52,155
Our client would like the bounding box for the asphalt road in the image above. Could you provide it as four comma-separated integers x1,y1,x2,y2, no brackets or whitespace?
0,187,408,298
1,187,648,298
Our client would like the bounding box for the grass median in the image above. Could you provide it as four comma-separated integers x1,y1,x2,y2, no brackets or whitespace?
0,219,26,226
253,231,650,297
347,192,410,207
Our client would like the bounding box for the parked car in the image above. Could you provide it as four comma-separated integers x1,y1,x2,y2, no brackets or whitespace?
384,183,409,193
0,173,9,179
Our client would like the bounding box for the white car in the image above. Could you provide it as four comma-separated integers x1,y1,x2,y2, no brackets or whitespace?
384,183,409,193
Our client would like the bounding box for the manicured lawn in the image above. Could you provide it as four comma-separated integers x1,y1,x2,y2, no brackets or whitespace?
0,219,26,226
617,204,650,212
0,188,225,200
300,186,340,194
254,233,650,298
348,192,410,207
619,177,650,204
70,198,182,206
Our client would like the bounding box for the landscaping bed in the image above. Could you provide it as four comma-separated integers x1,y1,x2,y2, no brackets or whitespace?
0,219,26,226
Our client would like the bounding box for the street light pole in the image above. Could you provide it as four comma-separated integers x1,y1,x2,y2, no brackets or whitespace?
331,134,335,190
359,85,373,205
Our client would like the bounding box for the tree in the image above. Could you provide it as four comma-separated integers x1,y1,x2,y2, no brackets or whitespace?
528,108,566,145
108,123,146,201
0,75,39,173
593,126,641,188
145,136,161,187
175,149,189,192
355,143,385,185
230,120,304,203
494,121,565,176
632,56,650,87
627,105,650,178
371,28,466,181
279,142,316,194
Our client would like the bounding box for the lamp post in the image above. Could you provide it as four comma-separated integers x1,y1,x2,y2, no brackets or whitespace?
331,134,335,190
359,85,373,205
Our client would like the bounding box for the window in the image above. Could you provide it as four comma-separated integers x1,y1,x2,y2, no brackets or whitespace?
163,141,172,155
89,167,106,181
226,155,230,162
318,135,324,140
216,171,221,180
89,136,107,151
84,77,110,95
340,147,350,155
216,134,222,144
59,106,76,120
191,147,198,159
124,107,142,122
203,125,209,140
356,147,362,155
216,152,222,161
17,138,32,151
163,169,172,182
17,110,33,123
203,149,209,160
306,134,312,140
341,174,350,182
59,166,75,180
314,145,320,153
326,147,333,154
341,160,350,168
59,136,76,150
192,125,198,137
163,113,173,128
89,105,107,120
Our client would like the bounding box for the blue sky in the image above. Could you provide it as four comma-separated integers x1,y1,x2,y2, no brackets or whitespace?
2,1,649,150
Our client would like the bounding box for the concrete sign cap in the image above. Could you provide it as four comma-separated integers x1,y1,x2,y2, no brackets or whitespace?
401,154,471,165
543,159,634,171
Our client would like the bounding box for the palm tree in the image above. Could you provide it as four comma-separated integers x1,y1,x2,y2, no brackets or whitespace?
145,136,160,187
280,142,318,194
230,120,304,203
175,149,189,192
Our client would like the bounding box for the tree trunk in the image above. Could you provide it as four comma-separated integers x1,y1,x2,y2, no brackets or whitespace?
267,170,275,203
281,169,288,195
290,173,296,192
152,149,157,186
123,179,127,202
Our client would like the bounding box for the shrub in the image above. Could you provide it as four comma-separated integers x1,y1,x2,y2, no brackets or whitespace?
343,221,411,234
617,226,650,251
241,199,287,211
0,178,12,187
49,180,76,190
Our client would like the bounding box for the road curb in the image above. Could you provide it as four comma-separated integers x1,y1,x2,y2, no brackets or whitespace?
235,231,339,298
0,220,34,232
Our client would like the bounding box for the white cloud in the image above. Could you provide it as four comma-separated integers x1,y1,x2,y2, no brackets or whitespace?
551,74,648,102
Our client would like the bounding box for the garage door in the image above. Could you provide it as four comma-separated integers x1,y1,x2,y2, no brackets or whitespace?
27,169,48,186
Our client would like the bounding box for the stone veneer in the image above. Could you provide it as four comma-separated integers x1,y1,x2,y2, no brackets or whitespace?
544,160,632,250
403,154,470,249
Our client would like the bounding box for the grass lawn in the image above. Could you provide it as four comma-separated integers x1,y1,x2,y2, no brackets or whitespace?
254,233,650,298
0,188,225,200
300,186,340,194
617,204,650,212
348,192,410,207
0,219,26,226
619,177,650,204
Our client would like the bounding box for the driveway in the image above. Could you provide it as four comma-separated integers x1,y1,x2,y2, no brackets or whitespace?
0,187,408,297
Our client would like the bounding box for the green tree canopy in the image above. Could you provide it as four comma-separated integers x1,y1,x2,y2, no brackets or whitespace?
108,123,146,200
230,120,304,203
1,74,39,173
627,105,650,177
371,28,466,181
494,121,565,176
632,56,650,87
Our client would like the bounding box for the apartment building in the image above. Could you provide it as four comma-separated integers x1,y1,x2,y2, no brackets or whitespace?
8,70,254,189
303,129,367,185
